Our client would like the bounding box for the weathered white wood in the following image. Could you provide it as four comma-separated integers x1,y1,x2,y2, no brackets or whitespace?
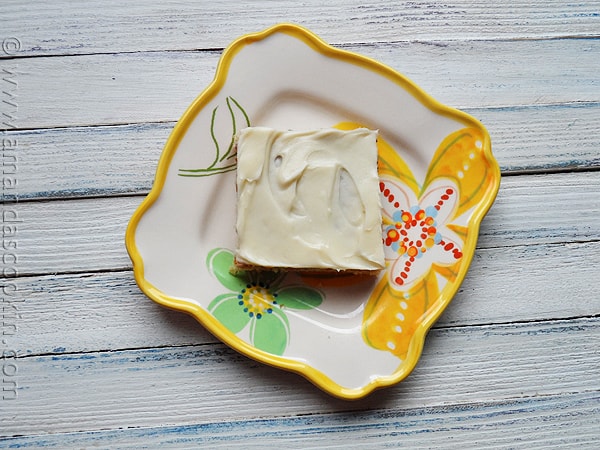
5,240,600,357
1,38,599,130
3,171,597,276
1,2,598,446
474,103,600,173
8,271,217,355
0,122,170,200
1,0,599,57
1,317,598,436
0,51,213,130
2,103,599,200
2,391,598,448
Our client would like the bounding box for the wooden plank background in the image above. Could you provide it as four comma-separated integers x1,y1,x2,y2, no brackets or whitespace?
1,0,599,447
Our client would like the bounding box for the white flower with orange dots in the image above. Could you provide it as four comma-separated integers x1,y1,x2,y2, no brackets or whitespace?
360,126,499,360
380,178,463,290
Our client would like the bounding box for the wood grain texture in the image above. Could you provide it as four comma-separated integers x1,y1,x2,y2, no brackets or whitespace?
1,0,599,57
5,240,600,357
1,122,171,200
1,38,599,130
1,317,598,436
3,171,597,276
1,1,599,446
2,392,598,448
2,103,599,201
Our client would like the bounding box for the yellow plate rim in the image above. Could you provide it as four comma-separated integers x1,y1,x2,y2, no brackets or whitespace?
125,23,501,400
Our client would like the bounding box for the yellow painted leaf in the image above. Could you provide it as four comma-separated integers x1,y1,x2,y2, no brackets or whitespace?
431,260,461,284
362,271,440,359
423,128,496,218
446,223,468,240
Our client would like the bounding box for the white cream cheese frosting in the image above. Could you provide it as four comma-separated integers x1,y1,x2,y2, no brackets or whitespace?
235,126,385,271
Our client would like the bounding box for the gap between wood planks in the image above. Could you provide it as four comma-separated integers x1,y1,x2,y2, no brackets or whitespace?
1,100,599,203
1,315,598,437
2,390,597,445
9,314,600,361
1,35,599,61
1,37,598,130
2,99,599,133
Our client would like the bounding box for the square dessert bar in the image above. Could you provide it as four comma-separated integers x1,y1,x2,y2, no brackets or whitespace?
234,126,385,273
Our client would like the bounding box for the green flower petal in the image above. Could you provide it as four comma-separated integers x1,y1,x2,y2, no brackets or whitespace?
276,285,324,310
208,293,250,334
206,248,247,292
249,308,290,356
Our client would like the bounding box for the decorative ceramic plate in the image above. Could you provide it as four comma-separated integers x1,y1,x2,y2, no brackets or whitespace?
126,24,500,399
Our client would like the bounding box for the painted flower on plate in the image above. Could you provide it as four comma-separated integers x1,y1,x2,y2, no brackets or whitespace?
206,248,324,356
380,178,463,290
362,126,499,359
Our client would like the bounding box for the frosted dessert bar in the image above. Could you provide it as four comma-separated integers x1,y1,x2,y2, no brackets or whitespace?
234,126,385,273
